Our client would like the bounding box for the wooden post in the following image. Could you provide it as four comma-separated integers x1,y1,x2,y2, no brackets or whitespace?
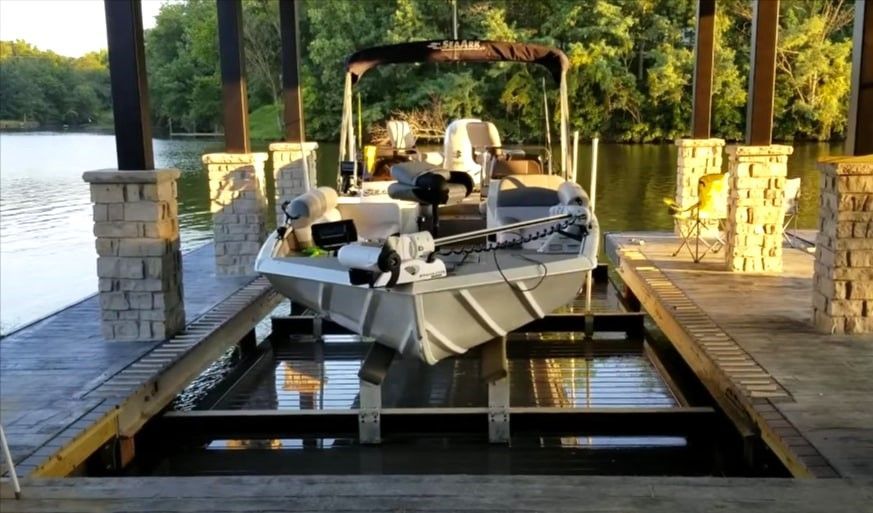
691,0,716,139
279,0,305,143
847,0,873,156
745,0,780,146
103,0,153,170
216,0,250,153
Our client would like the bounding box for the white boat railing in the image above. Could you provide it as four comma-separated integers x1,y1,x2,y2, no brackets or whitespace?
585,137,600,314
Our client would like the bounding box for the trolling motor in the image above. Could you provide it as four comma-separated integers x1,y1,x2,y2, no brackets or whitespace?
338,231,447,288
334,181,591,289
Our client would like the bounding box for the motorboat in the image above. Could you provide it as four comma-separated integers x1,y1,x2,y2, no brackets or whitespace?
255,40,599,370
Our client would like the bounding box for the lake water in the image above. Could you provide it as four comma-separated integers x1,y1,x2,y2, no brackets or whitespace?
0,132,842,334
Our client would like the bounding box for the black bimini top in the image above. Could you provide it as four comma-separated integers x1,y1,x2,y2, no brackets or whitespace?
345,40,569,84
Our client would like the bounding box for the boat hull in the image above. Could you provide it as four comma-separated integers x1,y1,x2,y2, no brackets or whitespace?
260,261,592,364
256,227,598,364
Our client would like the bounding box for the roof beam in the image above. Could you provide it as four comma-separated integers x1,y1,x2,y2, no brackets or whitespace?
103,0,154,170
216,0,250,153
691,0,716,139
847,0,873,155
745,0,780,146
280,0,305,143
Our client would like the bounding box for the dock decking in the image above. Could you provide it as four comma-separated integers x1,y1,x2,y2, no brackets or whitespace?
605,232,873,479
3,474,873,512
4,233,873,511
0,243,282,477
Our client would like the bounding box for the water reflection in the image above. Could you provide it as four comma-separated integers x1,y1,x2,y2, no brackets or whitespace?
0,133,841,333
220,335,676,412
201,334,680,453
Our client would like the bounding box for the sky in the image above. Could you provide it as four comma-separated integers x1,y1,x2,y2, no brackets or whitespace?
0,0,166,57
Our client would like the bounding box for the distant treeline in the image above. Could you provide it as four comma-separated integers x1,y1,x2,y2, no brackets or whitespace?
0,41,111,127
0,0,855,142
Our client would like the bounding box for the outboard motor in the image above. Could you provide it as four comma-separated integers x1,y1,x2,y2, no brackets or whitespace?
443,119,482,177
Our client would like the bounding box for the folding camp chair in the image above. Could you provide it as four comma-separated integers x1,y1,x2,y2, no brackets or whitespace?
782,177,801,247
664,173,728,263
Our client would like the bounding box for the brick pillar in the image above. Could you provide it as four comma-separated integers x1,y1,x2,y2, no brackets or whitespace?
269,142,318,225
724,145,794,272
83,169,185,341
813,156,873,334
202,153,269,276
674,138,725,235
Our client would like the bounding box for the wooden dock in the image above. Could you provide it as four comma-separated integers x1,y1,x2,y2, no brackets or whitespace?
2,474,872,512
605,232,873,479
3,235,873,511
0,243,282,477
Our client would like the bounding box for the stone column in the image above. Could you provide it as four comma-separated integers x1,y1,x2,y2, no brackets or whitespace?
724,145,794,272
674,138,725,235
202,153,269,276
813,156,873,334
269,142,318,225
83,169,185,341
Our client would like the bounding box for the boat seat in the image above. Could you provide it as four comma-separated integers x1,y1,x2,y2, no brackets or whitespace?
371,150,413,181
387,161,473,206
495,174,564,207
387,120,416,150
388,161,474,236
487,174,567,246
489,154,544,179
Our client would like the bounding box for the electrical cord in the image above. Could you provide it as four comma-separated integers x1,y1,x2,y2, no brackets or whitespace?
493,250,549,292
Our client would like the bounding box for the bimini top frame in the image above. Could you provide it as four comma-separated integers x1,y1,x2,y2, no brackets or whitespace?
338,40,573,184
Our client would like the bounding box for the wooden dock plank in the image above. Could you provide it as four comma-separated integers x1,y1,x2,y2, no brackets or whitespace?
606,232,873,479
2,475,872,512
0,244,281,474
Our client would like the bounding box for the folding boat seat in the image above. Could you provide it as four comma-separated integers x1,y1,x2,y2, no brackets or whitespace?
467,121,545,202
387,120,416,150
490,174,565,220
387,161,474,235
485,174,568,245
489,154,545,178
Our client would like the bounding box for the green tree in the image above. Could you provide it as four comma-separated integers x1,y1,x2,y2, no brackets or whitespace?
0,40,110,125
130,0,856,143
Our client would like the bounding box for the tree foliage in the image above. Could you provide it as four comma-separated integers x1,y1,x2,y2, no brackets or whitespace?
0,41,109,125
0,0,855,142
296,0,855,142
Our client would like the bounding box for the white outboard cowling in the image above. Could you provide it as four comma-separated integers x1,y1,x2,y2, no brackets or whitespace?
443,118,482,173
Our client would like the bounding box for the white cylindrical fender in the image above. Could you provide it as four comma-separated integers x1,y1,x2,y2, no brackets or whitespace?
288,187,339,228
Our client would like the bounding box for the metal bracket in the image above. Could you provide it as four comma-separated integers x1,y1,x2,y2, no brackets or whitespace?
488,377,510,444
483,337,510,444
358,380,382,444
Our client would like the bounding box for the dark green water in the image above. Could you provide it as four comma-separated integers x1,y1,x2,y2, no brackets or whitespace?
0,132,841,333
